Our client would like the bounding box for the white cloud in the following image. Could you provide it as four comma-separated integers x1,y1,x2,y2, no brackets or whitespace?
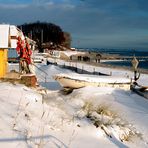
0,4,28,9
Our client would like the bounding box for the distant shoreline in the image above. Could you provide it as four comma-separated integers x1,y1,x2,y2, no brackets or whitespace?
85,61,148,74
64,58,148,75
74,49,148,72
70,50,148,74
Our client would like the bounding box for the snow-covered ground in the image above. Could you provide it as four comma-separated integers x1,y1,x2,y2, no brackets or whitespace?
1,62,148,147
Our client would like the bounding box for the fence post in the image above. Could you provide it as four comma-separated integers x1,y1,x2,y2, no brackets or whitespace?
82,65,84,74
93,68,95,74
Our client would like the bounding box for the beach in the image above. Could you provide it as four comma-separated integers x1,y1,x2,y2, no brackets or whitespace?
1,0,148,147
0,53,148,148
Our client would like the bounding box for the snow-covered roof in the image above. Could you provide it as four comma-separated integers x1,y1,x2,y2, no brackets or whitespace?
0,24,10,48
10,25,24,48
0,24,24,48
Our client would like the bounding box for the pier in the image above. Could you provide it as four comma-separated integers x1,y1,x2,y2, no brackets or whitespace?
47,58,111,76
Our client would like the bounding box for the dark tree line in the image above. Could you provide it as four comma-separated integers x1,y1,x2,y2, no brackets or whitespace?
18,21,71,52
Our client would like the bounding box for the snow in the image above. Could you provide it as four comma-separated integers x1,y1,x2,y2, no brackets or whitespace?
54,73,131,83
1,59,148,148
0,24,9,48
47,57,148,86
61,51,84,57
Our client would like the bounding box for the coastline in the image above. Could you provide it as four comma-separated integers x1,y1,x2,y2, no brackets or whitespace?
59,50,148,74
65,59,148,75
91,62,148,74
60,52,148,74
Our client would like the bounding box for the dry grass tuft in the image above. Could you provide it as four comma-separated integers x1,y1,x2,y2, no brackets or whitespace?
79,101,143,142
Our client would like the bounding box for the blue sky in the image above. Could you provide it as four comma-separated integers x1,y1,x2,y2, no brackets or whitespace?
0,0,148,49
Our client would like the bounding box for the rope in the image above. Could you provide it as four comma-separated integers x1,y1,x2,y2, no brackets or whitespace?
31,63,48,83
133,81,148,89
31,63,48,75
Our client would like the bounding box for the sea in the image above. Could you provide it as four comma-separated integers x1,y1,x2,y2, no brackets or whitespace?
77,48,148,70
8,48,148,70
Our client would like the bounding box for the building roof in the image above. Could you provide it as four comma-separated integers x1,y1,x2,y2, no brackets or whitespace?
0,24,10,48
0,24,25,49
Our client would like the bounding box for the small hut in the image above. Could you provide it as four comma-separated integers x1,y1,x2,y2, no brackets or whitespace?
0,24,24,78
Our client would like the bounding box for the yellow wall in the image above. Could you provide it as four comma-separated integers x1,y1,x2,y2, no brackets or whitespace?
0,49,8,78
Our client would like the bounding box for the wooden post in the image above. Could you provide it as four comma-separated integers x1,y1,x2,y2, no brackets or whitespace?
82,65,84,74
93,68,95,74
131,56,139,81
